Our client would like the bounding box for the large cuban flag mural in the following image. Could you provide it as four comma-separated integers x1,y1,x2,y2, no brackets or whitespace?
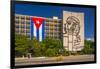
30,17,46,41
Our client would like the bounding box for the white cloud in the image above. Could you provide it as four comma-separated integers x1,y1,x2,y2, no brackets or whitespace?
86,38,94,42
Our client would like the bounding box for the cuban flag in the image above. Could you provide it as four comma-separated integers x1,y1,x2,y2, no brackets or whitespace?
30,17,45,41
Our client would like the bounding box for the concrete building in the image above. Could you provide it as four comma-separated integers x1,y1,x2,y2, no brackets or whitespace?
15,14,62,40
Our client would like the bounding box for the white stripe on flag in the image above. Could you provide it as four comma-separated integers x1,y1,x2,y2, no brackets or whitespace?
39,24,42,41
34,24,37,37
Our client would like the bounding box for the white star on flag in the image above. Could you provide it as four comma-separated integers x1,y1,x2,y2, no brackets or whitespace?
36,20,40,24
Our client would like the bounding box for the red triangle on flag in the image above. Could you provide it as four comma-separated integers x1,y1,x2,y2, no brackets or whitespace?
32,17,45,29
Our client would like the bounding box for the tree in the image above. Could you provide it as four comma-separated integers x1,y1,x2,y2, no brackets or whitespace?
15,34,29,57
31,38,47,57
81,40,94,54
43,38,63,56
43,38,62,49
45,48,56,57
15,35,64,57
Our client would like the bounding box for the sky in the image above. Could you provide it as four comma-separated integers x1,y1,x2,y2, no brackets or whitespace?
15,3,95,39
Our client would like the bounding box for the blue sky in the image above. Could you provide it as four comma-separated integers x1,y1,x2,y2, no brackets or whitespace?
15,3,95,39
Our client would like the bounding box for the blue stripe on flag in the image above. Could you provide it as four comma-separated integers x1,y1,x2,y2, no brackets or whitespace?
42,21,45,41
37,28,39,41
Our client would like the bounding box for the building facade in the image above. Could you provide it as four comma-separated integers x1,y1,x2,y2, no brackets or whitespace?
15,14,62,40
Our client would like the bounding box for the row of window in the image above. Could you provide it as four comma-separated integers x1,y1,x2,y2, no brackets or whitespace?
45,30,60,32
45,29,59,31
15,20,30,23
15,22,30,24
15,27,60,33
15,30,30,33
45,25,61,27
15,28,30,31
46,20,62,23
15,26,30,28
45,23,60,25
15,24,24,26
45,29,61,31
45,26,61,28
15,16,30,20
45,33,60,35
45,26,60,28
15,24,30,26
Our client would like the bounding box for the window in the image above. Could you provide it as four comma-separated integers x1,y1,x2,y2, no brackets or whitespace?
26,26,30,28
16,16,19,19
15,29,19,33
26,22,30,24
15,26,19,28
26,16,30,20
21,16,24,19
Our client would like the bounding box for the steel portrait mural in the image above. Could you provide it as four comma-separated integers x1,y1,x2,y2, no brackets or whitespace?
63,11,84,51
